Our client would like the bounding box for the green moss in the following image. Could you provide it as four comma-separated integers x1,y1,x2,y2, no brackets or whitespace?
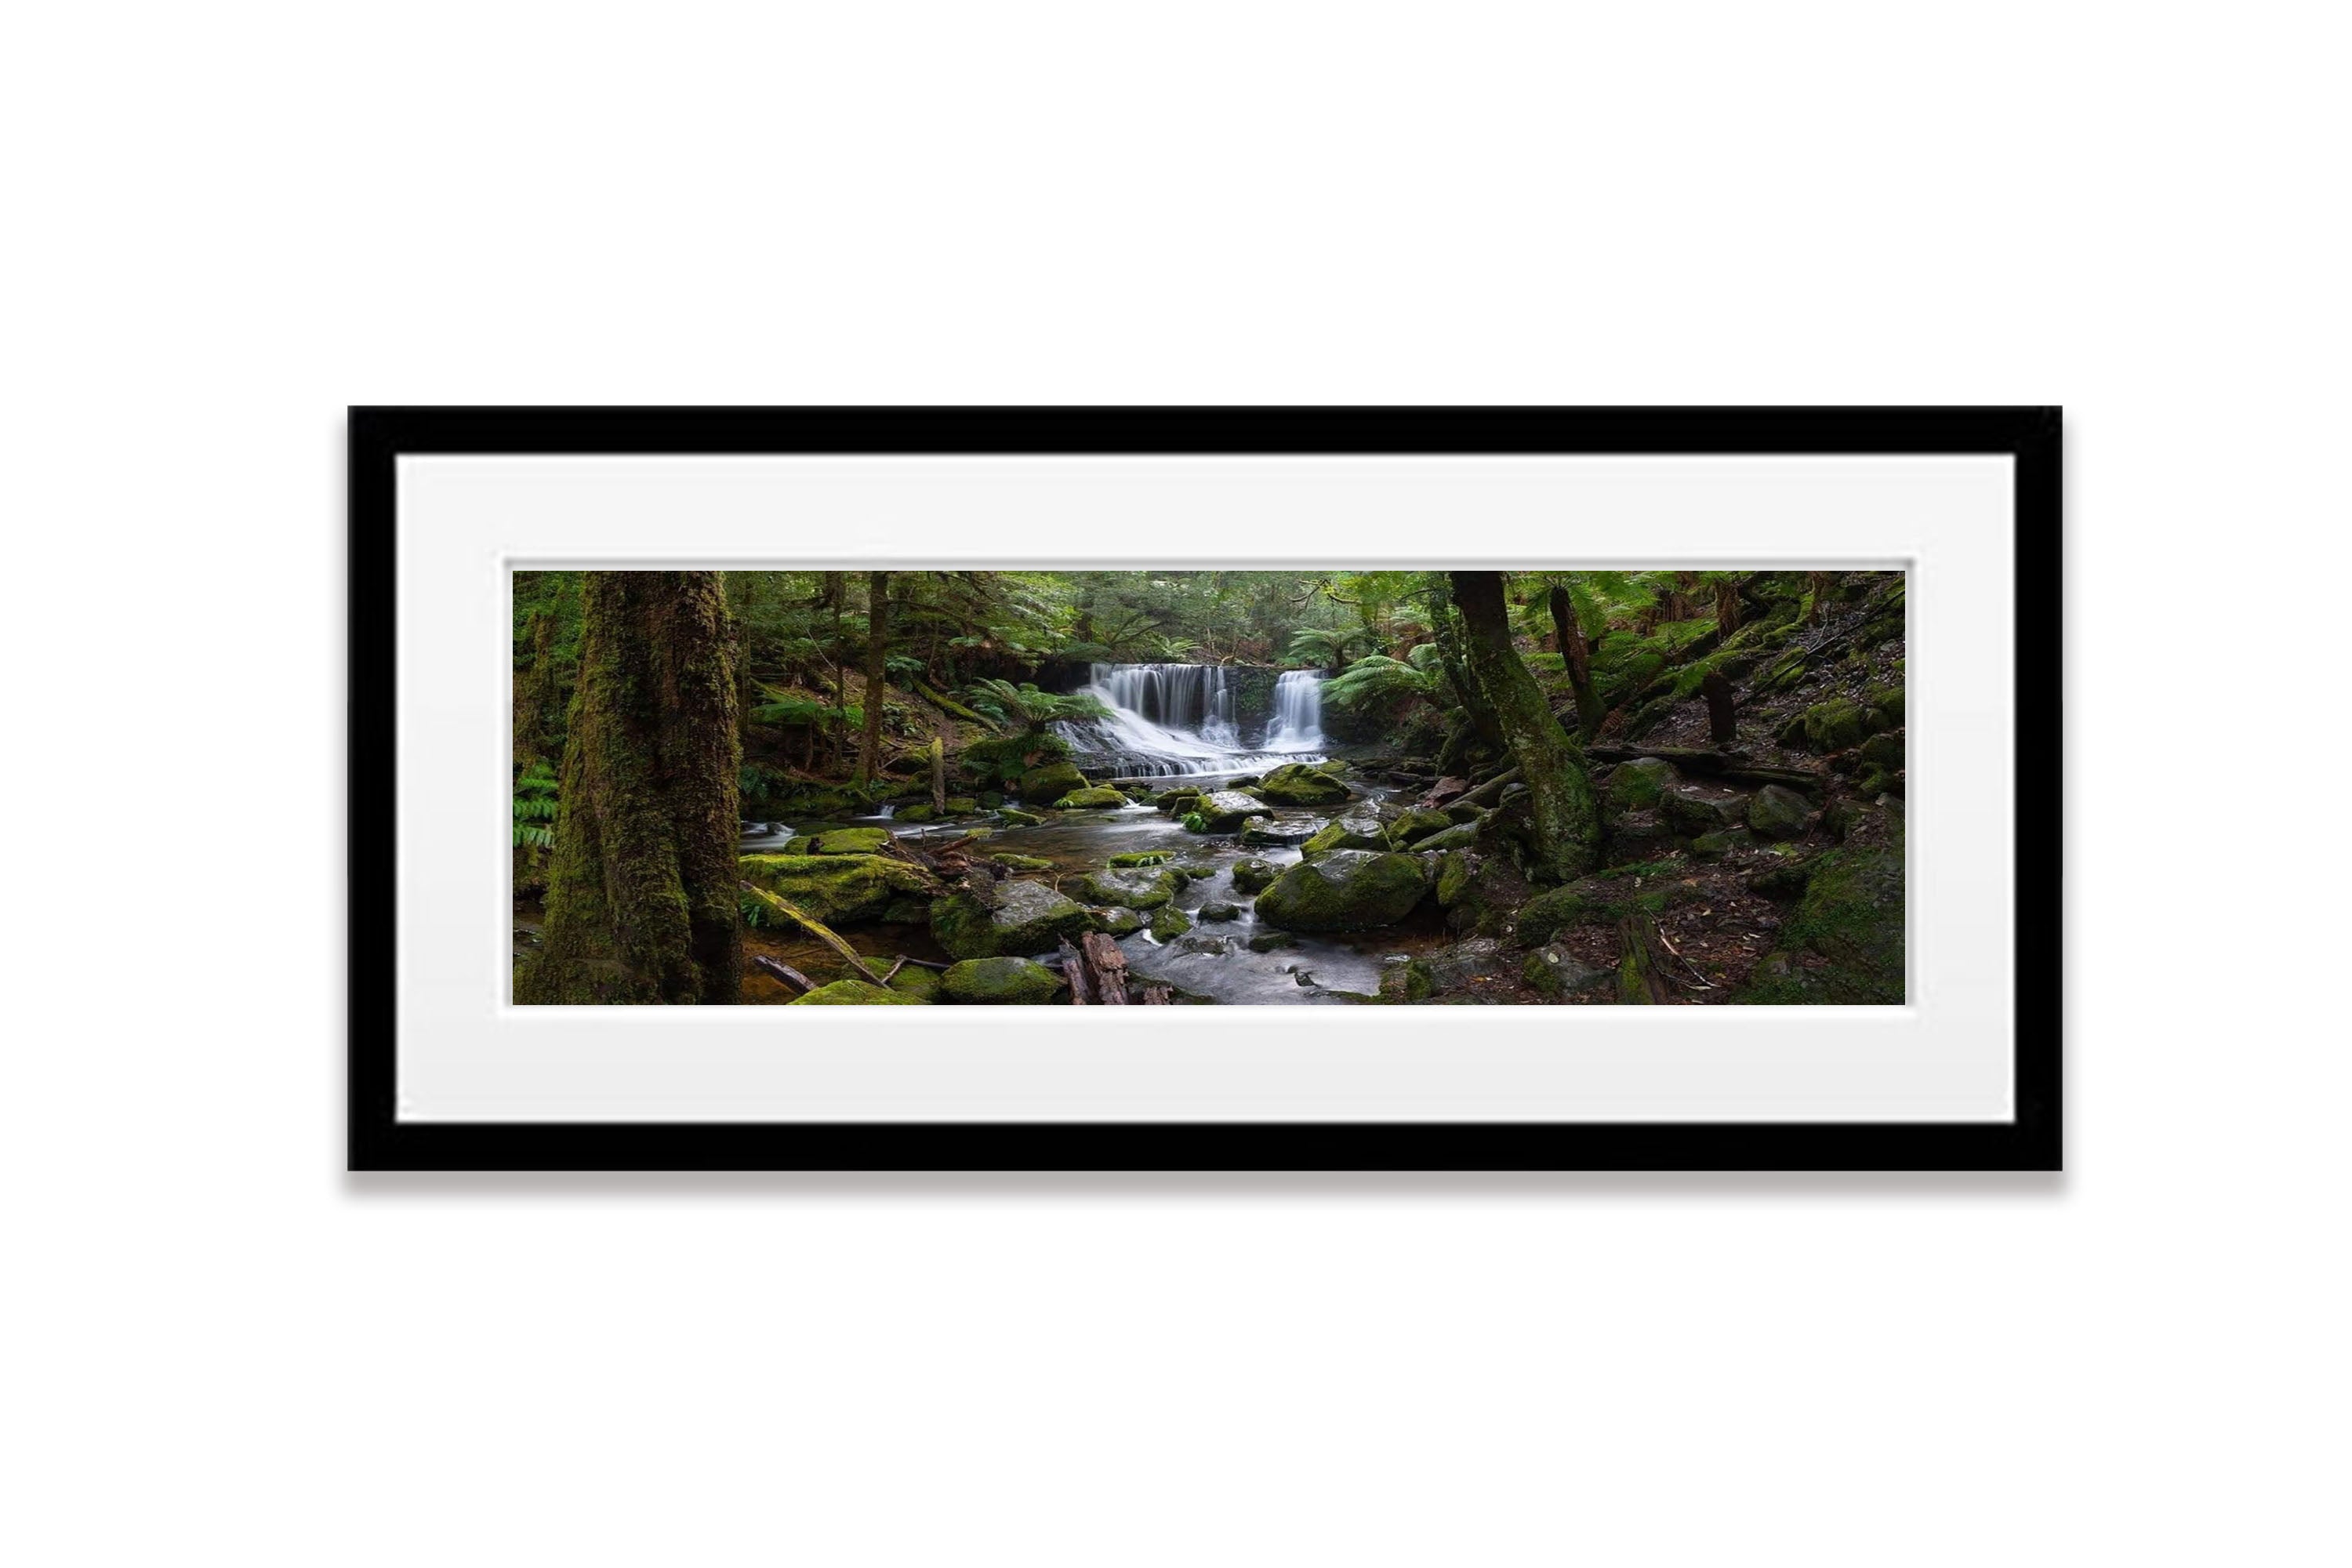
807,827,891,855
1073,866,1180,910
886,966,940,1002
1088,906,1145,937
1858,731,1904,771
1053,786,1129,810
1302,814,1389,858
928,878,1096,959
1604,757,1679,810
1386,808,1454,848
1149,906,1192,941
789,980,926,1005
995,808,1043,827
1254,762,1352,806
988,853,1055,872
1109,850,1174,867
1254,850,1430,932
939,956,1065,1004
1738,826,1904,1003
739,852,939,927
1379,960,1434,1003
1229,857,1279,895
1801,700,1868,753
1018,761,1087,803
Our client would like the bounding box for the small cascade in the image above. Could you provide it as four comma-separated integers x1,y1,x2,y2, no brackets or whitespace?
1056,662,1327,777
873,802,896,819
1261,669,1324,751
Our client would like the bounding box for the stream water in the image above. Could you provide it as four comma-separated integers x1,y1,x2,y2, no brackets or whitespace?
739,662,1446,1003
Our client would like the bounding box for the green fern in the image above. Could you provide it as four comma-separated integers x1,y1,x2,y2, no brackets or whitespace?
1320,654,1437,713
512,760,560,849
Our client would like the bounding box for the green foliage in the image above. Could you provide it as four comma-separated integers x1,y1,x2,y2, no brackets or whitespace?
963,679,1111,732
511,760,559,849
748,684,862,729
1320,654,1438,713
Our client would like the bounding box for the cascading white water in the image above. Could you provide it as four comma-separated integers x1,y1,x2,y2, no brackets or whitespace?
1055,662,1329,778
1261,669,1324,750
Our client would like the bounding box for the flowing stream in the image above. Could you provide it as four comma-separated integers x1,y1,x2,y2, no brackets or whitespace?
740,662,1445,1003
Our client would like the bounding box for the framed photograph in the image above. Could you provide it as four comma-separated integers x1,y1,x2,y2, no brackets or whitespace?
350,407,2060,1171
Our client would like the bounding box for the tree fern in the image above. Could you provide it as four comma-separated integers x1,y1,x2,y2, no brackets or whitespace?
1320,654,1437,713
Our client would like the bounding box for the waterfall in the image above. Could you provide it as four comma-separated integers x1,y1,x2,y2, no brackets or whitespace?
1261,669,1324,750
1055,662,1328,778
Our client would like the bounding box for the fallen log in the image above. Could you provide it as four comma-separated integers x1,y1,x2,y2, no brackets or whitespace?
739,881,887,985
1079,931,1131,1005
1454,767,1522,811
1058,938,1095,1004
879,956,909,986
751,955,817,995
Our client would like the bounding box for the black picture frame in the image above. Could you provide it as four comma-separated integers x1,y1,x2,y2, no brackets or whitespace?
350,406,2061,1172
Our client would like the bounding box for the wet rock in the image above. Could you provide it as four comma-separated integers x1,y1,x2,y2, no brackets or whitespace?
1230,858,1279,895
1748,784,1815,840
1421,775,1473,808
994,808,1044,827
1798,699,1869,753
1241,818,1320,848
1189,790,1267,833
1073,866,1180,910
940,956,1066,1005
1149,906,1193,942
1432,848,1531,938
1198,902,1243,922
1253,762,1352,807
929,878,1096,960
1254,849,1431,932
1246,931,1297,953
1175,934,1234,956
1087,906,1145,937
1301,811,1388,858
1409,818,1481,855
1054,786,1129,810
987,853,1055,872
1109,850,1175,867
1858,731,1904,771
1155,786,1205,816
805,826,894,855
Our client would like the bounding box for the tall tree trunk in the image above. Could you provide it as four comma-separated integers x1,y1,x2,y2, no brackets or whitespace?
1450,570,1599,883
1713,577,1741,637
1545,583,1606,739
824,572,848,770
1808,571,1835,626
857,570,891,787
1425,579,1504,754
516,572,742,1005
512,608,560,766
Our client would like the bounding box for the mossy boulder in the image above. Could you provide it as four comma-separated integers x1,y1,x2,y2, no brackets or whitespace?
1522,944,1616,1000
1690,828,1754,860
1432,849,1532,938
1799,700,1869,754
1858,731,1904,771
988,853,1055,873
1109,850,1175,867
1087,906,1145,937
1149,905,1192,941
1302,811,1390,858
929,878,1096,960
1409,819,1482,855
1602,813,1676,867
939,956,1065,1004
1657,788,1748,839
1604,757,1680,810
1316,759,1350,776
1198,902,1243,923
1254,849,1430,932
1864,686,1904,728
1155,786,1205,816
1229,857,1279,895
886,965,940,1002
807,827,892,856
896,804,938,823
994,807,1043,827
1514,872,1707,946
1188,791,1266,833
1073,866,1180,910
1386,808,1454,849
1740,832,1904,1004
1253,762,1352,807
1242,818,1321,847
1175,860,1221,880
1054,786,1129,810
1018,761,1087,803
740,853,940,927
944,797,977,815
1247,931,1297,953
789,980,927,1005
1748,784,1815,840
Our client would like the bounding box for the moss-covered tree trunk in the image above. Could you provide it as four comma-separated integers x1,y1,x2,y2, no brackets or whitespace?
1545,584,1606,739
1450,570,1599,882
857,570,891,787
516,572,743,1005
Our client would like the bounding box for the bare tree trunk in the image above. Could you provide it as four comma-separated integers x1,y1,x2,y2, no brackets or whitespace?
1546,583,1606,739
517,572,742,1004
857,570,891,787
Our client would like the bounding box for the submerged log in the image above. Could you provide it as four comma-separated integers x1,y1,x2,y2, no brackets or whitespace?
751,955,816,994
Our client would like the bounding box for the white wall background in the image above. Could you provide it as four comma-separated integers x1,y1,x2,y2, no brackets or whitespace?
3,5,2343,1564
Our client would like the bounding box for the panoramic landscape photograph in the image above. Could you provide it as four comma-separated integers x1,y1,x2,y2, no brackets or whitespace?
512,568,1905,1007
